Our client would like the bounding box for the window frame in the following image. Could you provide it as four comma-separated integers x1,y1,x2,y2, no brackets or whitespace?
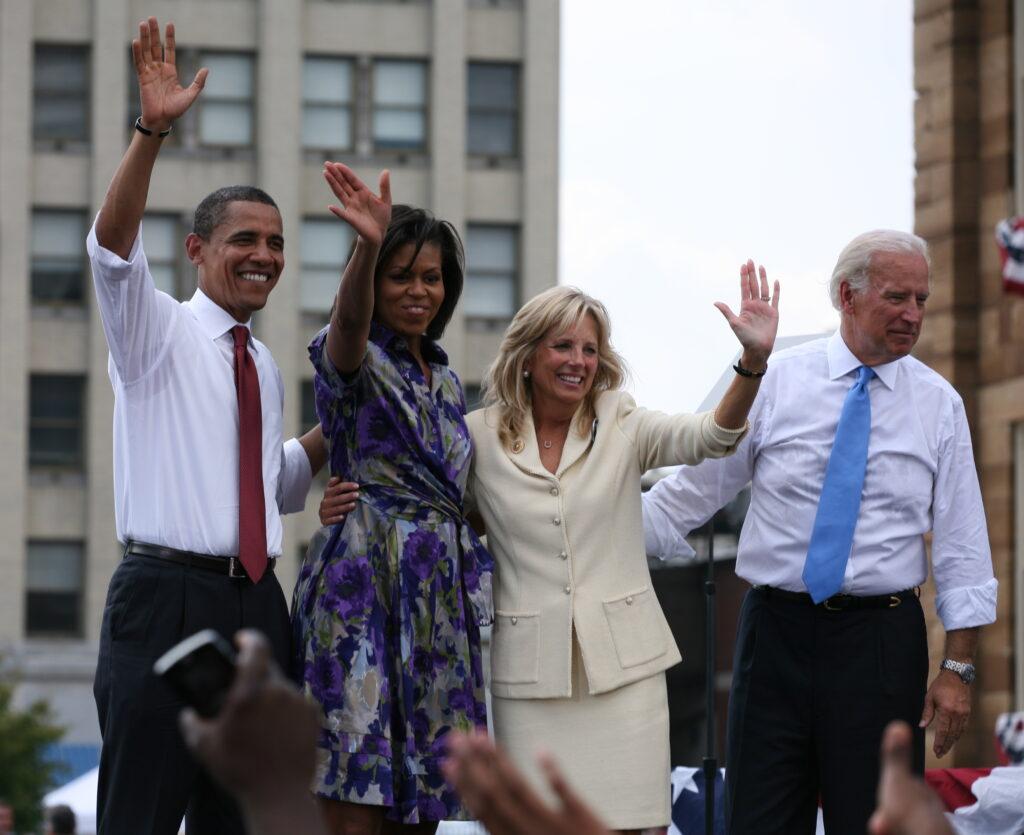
25,539,85,638
467,61,521,160
302,55,357,153
464,223,520,326
31,209,88,308
371,58,429,154
29,374,86,471
33,43,91,148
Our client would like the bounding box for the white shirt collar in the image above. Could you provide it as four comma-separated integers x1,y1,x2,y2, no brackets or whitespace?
826,330,899,391
185,288,258,353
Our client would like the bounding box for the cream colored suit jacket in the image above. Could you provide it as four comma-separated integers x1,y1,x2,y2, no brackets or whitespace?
466,390,747,699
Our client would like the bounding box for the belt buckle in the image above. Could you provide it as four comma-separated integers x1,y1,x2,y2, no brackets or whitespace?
228,557,247,579
888,594,902,608
822,595,846,612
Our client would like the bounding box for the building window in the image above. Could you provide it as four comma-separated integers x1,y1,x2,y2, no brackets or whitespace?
31,210,87,305
29,375,85,469
301,218,351,313
34,45,89,144
142,215,183,298
199,53,254,146
372,60,427,151
26,541,84,637
464,225,518,321
467,63,519,158
303,57,355,152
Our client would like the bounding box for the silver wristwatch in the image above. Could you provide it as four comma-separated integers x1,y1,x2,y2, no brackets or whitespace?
940,658,976,685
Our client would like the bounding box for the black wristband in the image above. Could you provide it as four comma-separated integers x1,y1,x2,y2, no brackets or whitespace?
134,117,172,138
733,359,767,378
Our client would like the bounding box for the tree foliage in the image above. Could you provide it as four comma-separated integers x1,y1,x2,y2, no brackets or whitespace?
0,675,65,834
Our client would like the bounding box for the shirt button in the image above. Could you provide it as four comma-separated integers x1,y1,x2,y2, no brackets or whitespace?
553,517,561,526
511,616,518,625
558,551,567,560
564,585,571,595
626,596,634,605
550,486,559,496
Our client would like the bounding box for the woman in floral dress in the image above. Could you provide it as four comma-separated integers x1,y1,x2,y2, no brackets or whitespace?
291,163,492,834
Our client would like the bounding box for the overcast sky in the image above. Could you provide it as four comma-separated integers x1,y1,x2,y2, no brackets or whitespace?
559,0,915,413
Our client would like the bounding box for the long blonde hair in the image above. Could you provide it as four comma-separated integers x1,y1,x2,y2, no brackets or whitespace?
482,286,628,450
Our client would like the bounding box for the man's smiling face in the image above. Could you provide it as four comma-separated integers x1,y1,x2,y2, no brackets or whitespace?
187,200,284,322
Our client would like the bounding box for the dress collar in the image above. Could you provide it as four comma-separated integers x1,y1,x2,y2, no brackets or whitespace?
826,330,898,390
185,289,259,354
369,320,448,366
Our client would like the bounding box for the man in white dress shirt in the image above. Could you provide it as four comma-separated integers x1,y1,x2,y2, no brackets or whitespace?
88,18,323,835
643,230,997,835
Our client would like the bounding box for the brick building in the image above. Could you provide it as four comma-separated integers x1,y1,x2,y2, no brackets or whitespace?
914,0,1022,764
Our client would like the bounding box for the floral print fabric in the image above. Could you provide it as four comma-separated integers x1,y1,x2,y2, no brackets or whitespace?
292,323,493,823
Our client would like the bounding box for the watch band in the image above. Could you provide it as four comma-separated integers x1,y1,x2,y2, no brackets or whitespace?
134,116,172,138
940,658,975,684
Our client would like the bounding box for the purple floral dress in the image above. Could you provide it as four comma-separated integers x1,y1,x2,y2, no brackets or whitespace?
292,323,493,823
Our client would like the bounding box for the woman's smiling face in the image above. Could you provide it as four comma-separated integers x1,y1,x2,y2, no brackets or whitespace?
526,313,600,410
374,242,445,339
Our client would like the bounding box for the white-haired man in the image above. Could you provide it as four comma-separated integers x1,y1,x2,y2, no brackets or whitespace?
643,230,997,835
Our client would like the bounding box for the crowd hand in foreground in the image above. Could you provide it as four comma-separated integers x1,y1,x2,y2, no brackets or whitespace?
869,721,954,835
179,630,328,835
443,730,612,835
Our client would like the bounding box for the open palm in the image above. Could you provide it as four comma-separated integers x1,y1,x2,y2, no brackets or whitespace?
132,17,207,128
324,162,392,247
714,259,780,359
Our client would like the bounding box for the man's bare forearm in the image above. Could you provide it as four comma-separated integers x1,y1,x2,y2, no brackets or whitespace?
943,627,979,663
95,130,165,259
298,424,327,477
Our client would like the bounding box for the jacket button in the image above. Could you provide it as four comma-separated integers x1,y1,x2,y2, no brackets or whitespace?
550,486,559,496
553,517,561,526
511,616,518,625
626,596,634,605
564,585,571,595
559,551,567,560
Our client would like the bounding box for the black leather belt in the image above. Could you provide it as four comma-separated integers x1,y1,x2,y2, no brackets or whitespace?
753,585,919,611
123,540,275,579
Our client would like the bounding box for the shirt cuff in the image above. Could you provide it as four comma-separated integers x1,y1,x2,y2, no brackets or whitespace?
87,215,143,273
279,437,314,515
935,577,998,631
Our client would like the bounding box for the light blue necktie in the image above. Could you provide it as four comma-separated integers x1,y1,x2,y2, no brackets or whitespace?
802,365,875,603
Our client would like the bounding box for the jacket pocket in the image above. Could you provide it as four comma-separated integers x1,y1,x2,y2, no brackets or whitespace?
490,610,540,684
602,587,667,669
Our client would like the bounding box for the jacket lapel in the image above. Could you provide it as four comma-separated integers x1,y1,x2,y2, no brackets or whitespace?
502,409,595,479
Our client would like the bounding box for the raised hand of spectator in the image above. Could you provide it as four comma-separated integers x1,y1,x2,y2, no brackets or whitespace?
869,721,954,835
443,730,611,835
179,630,327,835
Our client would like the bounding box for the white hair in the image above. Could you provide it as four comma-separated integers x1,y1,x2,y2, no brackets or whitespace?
828,230,931,310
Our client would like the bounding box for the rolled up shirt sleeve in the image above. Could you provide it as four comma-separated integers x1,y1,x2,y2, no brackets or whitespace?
278,438,314,515
931,399,998,630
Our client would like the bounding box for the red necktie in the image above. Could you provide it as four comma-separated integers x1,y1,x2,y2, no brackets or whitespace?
231,325,267,582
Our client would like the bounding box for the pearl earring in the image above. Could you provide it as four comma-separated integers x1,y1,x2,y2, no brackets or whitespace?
523,370,531,380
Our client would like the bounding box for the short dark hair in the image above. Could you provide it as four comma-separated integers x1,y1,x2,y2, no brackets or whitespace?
372,204,465,341
46,804,76,834
192,186,279,240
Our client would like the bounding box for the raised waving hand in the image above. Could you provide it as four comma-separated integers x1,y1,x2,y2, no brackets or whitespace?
714,259,781,363
132,17,207,131
324,163,392,247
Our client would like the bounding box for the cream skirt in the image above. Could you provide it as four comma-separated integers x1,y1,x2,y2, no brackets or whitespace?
491,635,670,829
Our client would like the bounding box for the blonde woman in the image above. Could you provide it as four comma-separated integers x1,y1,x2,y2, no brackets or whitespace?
464,270,778,832
321,267,779,830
